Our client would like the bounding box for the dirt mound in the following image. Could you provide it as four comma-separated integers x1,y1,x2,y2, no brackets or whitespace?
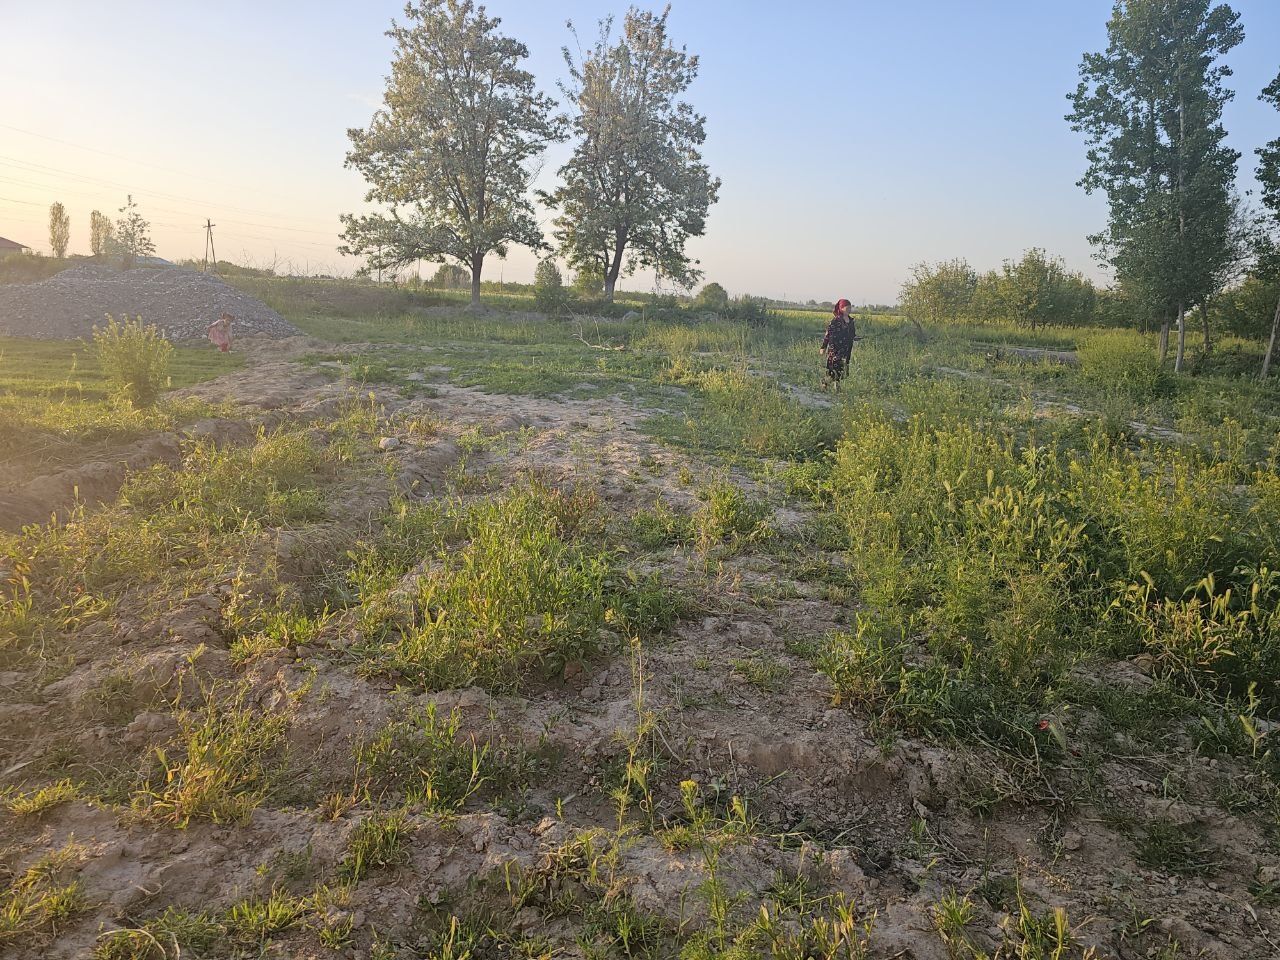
0,265,298,341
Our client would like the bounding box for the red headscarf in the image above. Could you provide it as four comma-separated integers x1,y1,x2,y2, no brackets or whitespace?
833,298,851,318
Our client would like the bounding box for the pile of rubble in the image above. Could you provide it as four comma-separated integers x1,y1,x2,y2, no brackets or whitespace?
0,265,299,341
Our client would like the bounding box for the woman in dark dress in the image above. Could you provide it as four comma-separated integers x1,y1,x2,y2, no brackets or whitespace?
822,298,857,386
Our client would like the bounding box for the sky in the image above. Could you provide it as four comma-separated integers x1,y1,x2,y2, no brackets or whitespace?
0,1,1277,304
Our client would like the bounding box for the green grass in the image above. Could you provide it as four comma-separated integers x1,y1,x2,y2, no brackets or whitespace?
347,480,680,691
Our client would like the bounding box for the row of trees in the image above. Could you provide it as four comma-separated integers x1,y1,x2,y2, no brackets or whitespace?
44,197,156,268
340,1,719,308
1067,0,1280,377
900,249,1111,331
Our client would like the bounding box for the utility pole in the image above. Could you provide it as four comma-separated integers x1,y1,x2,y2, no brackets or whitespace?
203,219,217,273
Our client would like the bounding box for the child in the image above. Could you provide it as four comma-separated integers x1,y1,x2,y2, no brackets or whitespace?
822,298,857,386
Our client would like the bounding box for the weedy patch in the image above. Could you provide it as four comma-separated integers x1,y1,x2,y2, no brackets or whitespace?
350,480,679,691
0,842,88,948
3,779,79,818
131,685,288,826
339,809,413,881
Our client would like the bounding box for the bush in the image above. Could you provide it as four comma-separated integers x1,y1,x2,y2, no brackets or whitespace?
92,315,173,408
692,282,729,312
1078,330,1167,399
534,259,567,316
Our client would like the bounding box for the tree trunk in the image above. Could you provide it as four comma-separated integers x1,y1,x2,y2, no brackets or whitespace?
1158,317,1170,363
604,235,627,303
1174,301,1186,374
1263,293,1280,380
1199,302,1212,356
469,255,483,309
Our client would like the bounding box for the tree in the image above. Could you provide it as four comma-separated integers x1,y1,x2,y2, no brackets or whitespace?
995,248,1098,330
693,281,729,312
534,258,567,315
113,195,155,269
340,1,564,309
48,202,70,259
544,6,720,302
90,210,113,258
431,263,469,289
1067,0,1244,373
899,258,977,332
1258,68,1280,378
571,264,605,298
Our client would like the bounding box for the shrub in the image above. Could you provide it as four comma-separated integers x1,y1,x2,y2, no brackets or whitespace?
533,259,567,316
93,315,173,408
1078,330,1167,399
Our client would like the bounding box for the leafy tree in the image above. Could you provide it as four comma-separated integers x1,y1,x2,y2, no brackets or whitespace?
89,210,113,258
693,282,729,312
113,195,155,269
899,258,977,332
431,263,469,289
48,202,70,259
571,264,605,298
341,0,565,309
1067,0,1244,373
533,258,567,315
1259,67,1280,378
996,248,1098,330
544,6,720,301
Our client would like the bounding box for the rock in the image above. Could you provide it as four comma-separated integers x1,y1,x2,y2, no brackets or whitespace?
622,311,642,321
379,437,401,451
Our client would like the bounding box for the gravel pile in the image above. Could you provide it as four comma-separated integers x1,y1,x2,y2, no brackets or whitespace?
0,265,299,341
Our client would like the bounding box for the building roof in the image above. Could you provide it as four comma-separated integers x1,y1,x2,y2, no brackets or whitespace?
0,237,30,251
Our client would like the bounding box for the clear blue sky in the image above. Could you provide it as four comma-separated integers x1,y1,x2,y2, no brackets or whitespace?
1,1,1277,303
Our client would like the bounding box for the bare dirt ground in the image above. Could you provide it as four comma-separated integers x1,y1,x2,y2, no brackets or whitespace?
3,340,1279,959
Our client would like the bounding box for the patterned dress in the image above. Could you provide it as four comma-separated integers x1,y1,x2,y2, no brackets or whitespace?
822,314,856,381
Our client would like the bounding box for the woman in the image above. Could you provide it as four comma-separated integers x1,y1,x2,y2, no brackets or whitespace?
822,298,857,386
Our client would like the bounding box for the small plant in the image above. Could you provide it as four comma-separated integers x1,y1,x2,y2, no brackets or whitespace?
93,928,167,960
132,686,287,826
0,843,87,947
4,779,78,818
224,889,306,947
1078,330,1167,399
340,809,413,881
694,480,774,546
93,315,173,408
356,703,491,809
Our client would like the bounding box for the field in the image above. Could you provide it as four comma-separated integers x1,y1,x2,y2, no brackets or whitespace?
3,280,1280,959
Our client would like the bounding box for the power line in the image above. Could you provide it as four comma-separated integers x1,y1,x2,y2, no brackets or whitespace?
0,155,341,230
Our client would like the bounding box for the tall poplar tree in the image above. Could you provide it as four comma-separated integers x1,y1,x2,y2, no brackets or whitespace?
544,6,720,302
341,0,564,309
1067,0,1243,372
1258,68,1280,378
48,202,70,259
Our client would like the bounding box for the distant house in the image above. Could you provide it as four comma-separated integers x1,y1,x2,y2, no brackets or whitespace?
0,237,31,259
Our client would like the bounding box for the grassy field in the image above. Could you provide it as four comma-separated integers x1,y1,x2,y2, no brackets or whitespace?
2,279,1280,958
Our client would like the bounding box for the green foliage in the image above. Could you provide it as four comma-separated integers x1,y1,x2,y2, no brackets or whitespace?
0,843,87,947
533,258,567,315
1068,0,1244,366
341,0,565,305
355,703,492,808
92,316,173,408
90,209,113,258
352,481,677,690
693,281,729,312
1077,329,1166,398
694,480,773,546
112,195,156,268
3,780,78,818
340,810,412,881
546,7,719,299
132,687,287,826
48,202,70,259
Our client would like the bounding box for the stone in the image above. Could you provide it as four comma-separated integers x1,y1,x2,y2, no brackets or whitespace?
378,437,401,451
